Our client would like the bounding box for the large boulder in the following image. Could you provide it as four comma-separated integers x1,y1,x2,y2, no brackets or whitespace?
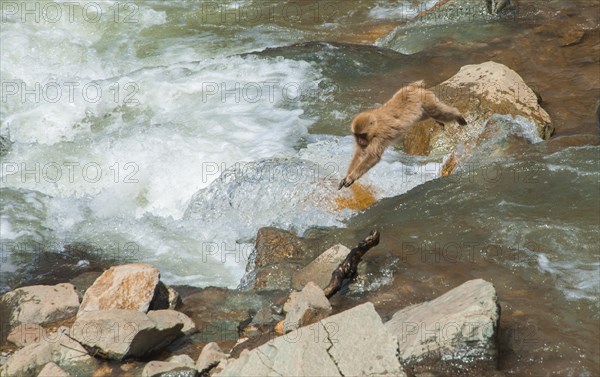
70,309,184,360
385,279,500,372
78,264,167,315
0,284,79,329
215,302,405,377
404,61,552,158
291,244,351,290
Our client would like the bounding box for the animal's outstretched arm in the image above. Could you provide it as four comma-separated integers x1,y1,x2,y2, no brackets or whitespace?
339,138,387,188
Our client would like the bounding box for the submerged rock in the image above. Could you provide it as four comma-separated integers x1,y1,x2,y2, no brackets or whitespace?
215,302,405,377
0,283,79,329
78,263,167,315
385,279,500,373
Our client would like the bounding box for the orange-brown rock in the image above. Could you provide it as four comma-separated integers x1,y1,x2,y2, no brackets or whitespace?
78,264,163,315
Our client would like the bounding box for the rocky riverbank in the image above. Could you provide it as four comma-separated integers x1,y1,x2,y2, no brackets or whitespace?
1,245,500,377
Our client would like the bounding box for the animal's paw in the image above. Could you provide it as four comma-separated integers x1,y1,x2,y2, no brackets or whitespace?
338,177,355,190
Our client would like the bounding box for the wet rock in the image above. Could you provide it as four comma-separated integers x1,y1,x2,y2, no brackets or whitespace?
78,263,167,315
253,227,314,268
7,324,46,347
0,135,10,158
282,282,331,333
37,362,70,377
560,28,585,47
385,279,499,373
0,283,79,329
1,327,96,377
148,309,196,337
69,271,103,301
167,285,183,310
182,287,279,343
291,244,351,290
253,263,302,290
71,309,183,360
215,302,405,377
412,61,554,172
142,355,195,377
196,342,229,374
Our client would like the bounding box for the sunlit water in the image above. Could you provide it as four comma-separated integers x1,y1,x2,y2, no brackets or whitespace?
1,0,598,375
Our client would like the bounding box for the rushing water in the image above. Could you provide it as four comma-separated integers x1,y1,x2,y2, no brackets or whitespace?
0,0,599,375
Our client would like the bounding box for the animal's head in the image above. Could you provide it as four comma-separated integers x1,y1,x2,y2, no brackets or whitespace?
351,112,376,148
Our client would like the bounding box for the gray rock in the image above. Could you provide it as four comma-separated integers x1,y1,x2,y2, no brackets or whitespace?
1,327,95,377
7,324,46,348
283,282,332,333
0,284,79,329
78,263,164,315
37,362,70,377
385,279,499,370
291,244,351,290
215,302,405,377
71,309,183,360
142,355,196,377
196,342,229,373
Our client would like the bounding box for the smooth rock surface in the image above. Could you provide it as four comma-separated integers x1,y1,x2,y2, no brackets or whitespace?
37,362,70,377
78,264,162,315
71,309,183,360
142,355,196,377
0,284,79,328
7,324,46,347
283,282,332,333
385,279,499,368
291,244,351,290
196,342,229,373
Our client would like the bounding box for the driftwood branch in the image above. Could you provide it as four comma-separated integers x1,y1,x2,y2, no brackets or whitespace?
323,229,380,299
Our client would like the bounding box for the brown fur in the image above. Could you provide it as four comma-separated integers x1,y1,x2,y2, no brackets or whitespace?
339,81,466,189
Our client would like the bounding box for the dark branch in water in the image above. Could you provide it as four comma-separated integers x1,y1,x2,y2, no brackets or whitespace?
323,229,380,299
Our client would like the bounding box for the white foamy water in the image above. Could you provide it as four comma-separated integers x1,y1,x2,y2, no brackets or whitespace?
0,1,444,288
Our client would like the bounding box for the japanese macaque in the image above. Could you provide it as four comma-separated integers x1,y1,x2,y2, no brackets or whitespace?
338,81,467,189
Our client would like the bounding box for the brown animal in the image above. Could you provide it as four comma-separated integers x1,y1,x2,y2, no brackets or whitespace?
339,81,466,189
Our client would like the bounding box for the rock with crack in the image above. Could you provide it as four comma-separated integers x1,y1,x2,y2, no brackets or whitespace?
1,327,96,377
0,283,80,329
291,244,351,290
71,309,184,360
78,264,168,315
282,282,332,333
214,302,405,377
385,279,500,373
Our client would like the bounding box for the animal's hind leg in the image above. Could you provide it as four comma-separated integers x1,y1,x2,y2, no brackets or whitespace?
423,92,467,126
